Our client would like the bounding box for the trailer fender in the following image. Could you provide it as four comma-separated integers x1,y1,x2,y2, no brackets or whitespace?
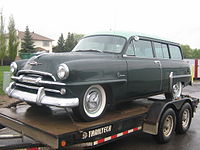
142,98,196,135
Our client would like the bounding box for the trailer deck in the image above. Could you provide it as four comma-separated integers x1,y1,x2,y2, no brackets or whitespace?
0,99,152,149
0,95,198,149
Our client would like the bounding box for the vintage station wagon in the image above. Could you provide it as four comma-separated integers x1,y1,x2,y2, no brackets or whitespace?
6,31,191,121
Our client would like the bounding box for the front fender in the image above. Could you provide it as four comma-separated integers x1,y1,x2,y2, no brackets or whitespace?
65,58,127,86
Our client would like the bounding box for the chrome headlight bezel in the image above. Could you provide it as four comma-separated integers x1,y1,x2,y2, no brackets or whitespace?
10,62,18,74
57,63,69,80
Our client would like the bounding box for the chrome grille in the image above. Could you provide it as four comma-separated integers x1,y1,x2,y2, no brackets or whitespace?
12,70,66,88
17,70,56,81
15,83,61,94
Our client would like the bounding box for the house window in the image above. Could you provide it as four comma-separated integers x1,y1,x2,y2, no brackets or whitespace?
43,41,50,47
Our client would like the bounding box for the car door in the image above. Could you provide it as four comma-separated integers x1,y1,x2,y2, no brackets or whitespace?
124,39,162,98
153,42,171,91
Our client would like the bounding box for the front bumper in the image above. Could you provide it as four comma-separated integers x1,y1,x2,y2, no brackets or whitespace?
5,82,79,107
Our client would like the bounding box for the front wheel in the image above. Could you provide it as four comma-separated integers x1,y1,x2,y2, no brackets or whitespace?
72,85,107,121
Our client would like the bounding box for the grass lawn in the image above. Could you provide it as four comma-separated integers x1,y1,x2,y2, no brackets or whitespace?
0,66,10,95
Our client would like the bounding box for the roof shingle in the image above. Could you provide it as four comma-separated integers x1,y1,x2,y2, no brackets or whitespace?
18,31,54,41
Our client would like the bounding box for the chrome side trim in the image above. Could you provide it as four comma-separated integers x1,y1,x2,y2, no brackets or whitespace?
15,83,61,94
17,70,56,81
11,76,66,86
5,83,79,107
122,54,136,58
173,74,191,78
169,72,173,92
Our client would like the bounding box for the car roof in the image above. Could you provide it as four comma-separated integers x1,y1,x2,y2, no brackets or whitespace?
86,31,179,45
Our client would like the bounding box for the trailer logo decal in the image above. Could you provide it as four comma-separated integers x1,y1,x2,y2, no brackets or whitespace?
82,132,88,139
82,125,112,139
93,126,142,145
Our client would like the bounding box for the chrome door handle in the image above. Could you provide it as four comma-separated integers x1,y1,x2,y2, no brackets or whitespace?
154,60,160,64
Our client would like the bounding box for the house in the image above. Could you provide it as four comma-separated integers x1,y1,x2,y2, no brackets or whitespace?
16,31,54,55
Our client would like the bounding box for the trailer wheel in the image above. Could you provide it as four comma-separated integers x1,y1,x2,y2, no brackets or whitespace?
176,103,192,134
155,108,176,144
72,85,107,121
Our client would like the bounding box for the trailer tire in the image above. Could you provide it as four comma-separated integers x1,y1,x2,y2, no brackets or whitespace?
176,103,192,134
155,108,176,144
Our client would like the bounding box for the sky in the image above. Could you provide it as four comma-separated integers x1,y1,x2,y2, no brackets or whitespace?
0,0,199,48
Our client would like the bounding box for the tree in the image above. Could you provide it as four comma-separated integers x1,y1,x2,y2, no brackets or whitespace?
53,32,84,53
0,12,6,65
181,45,193,58
65,32,77,52
181,44,200,59
8,15,19,61
191,49,200,59
74,33,84,42
53,33,65,52
20,26,35,53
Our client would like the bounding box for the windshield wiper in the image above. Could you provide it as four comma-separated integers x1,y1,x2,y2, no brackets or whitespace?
75,49,103,53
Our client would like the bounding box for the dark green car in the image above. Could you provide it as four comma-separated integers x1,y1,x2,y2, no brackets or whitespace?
6,31,191,121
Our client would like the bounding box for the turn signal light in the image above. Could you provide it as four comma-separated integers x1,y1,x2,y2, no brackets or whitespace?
61,140,67,147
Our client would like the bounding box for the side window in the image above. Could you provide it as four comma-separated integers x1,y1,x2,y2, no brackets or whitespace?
134,40,153,58
161,44,169,59
154,42,163,58
126,41,135,55
169,45,182,60
154,42,169,59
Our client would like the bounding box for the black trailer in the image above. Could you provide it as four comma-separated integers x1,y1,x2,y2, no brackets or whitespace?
0,95,198,150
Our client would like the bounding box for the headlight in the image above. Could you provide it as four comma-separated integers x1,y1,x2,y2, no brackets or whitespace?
57,64,69,80
10,62,17,74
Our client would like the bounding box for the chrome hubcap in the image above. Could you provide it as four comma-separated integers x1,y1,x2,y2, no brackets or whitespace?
163,115,173,137
173,82,182,99
85,89,102,113
182,109,190,129
83,85,106,118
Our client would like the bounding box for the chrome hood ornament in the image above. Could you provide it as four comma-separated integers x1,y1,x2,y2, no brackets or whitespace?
28,61,42,66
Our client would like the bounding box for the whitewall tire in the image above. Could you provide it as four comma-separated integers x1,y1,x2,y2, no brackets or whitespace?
72,85,107,121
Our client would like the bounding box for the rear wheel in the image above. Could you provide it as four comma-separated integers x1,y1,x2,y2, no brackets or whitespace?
165,82,182,99
155,108,176,144
176,103,192,134
72,85,107,121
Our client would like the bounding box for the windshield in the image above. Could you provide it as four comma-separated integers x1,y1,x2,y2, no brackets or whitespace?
73,35,126,53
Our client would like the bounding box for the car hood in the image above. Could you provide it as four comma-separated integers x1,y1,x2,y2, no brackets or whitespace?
21,52,117,78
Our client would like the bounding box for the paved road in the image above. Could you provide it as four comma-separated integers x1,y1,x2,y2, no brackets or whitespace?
94,83,200,150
